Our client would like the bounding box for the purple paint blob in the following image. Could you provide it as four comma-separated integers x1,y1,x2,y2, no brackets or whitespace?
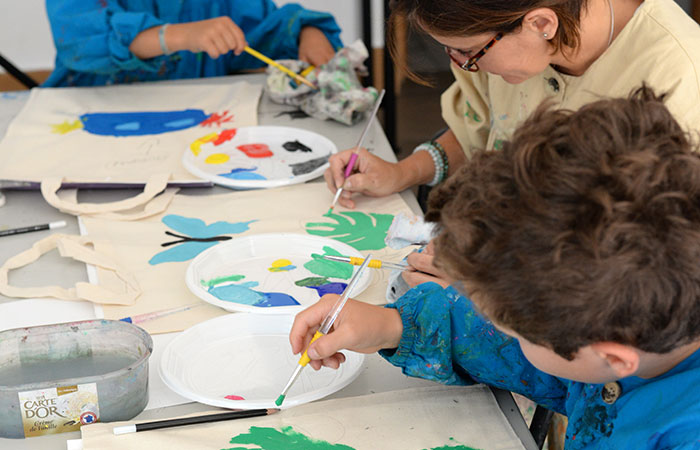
304,282,348,297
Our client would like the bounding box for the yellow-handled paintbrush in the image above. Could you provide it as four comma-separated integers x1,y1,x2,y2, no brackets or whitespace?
244,46,316,89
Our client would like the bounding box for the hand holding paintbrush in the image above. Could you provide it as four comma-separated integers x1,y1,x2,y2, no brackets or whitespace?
328,89,386,213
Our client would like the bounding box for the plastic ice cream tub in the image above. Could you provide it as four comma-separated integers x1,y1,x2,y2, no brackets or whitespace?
0,319,152,439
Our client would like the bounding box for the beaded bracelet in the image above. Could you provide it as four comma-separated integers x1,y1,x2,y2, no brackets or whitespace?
413,141,449,186
159,24,173,55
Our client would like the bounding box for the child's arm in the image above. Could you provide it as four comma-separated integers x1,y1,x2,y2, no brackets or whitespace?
381,283,569,413
129,17,247,60
46,1,166,75
289,295,404,371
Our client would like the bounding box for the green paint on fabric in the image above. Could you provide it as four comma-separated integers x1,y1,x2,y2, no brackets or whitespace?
424,437,481,450
493,139,504,151
465,100,482,123
223,426,356,450
294,276,330,287
305,211,394,251
303,247,353,280
201,274,245,287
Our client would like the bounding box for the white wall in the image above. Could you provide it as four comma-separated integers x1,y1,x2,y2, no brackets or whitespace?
0,0,367,73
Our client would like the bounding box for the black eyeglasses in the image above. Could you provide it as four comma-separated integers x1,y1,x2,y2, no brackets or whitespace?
444,33,503,72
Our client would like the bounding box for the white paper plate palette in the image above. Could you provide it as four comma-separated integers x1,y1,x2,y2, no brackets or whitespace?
159,313,365,410
182,126,337,189
185,233,373,314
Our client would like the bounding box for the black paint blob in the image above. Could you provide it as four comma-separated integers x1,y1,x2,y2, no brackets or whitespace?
283,140,312,153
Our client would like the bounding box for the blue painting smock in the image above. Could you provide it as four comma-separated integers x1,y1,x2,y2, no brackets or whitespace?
44,0,342,87
381,283,700,449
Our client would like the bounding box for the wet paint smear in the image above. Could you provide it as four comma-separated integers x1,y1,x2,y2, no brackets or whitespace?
289,156,329,176
424,438,481,450
282,140,312,153
52,119,83,134
224,426,356,450
294,276,330,287
200,110,234,127
78,109,209,136
206,153,230,164
191,129,238,156
220,167,267,180
237,143,273,158
201,274,245,288
268,259,296,272
303,246,354,280
224,395,245,401
208,281,300,307
306,211,394,251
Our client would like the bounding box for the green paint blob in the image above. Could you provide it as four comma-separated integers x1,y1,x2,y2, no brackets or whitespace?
303,246,353,280
224,426,356,450
201,274,245,287
274,394,285,406
305,211,394,251
294,276,330,287
424,437,481,450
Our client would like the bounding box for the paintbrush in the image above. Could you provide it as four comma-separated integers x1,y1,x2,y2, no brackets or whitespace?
275,253,374,407
113,408,278,435
119,303,201,324
243,46,316,89
322,255,407,271
328,89,386,214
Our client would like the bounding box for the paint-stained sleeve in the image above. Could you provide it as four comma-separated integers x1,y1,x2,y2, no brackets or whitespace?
380,283,569,413
226,2,343,72
46,0,164,75
441,66,491,157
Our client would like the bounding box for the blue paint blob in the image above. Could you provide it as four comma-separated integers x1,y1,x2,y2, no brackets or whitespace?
256,292,301,307
304,282,348,297
79,109,209,136
220,167,267,181
114,121,140,131
207,281,300,307
164,118,197,128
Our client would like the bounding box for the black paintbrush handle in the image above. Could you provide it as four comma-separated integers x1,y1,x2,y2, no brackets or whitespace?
135,408,271,432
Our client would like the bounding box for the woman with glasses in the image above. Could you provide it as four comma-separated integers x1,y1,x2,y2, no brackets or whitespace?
325,0,700,212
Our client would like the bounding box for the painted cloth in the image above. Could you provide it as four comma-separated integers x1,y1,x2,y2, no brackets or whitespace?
442,0,700,155
381,283,700,449
44,0,342,87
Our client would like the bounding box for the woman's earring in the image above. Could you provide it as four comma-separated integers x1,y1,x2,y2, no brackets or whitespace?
543,32,549,39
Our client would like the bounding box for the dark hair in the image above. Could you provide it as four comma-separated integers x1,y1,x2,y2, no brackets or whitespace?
426,86,700,359
389,0,588,83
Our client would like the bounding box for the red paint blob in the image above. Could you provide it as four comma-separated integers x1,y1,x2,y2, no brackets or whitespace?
200,110,234,127
213,128,237,146
225,395,245,401
237,143,273,158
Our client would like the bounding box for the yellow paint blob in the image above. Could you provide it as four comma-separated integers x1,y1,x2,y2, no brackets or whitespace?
51,119,83,135
205,153,230,164
189,132,218,156
268,259,294,272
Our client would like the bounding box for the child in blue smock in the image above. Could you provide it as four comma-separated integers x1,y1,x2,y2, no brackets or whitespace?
290,87,700,449
44,0,342,87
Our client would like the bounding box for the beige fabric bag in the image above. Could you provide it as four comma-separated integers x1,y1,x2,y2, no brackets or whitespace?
0,234,140,305
80,182,416,334
0,81,261,217
81,386,523,450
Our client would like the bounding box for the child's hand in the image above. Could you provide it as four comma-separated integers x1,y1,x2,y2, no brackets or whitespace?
170,17,247,59
403,240,451,288
324,148,405,209
289,295,403,370
298,26,336,66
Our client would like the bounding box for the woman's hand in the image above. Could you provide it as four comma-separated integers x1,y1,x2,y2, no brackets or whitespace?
324,148,406,209
169,17,247,59
298,27,335,66
402,240,451,288
290,295,403,370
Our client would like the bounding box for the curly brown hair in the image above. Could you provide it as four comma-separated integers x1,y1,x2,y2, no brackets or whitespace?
426,86,700,359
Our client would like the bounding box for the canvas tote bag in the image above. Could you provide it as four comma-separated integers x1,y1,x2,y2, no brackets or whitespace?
78,181,416,334
0,81,261,218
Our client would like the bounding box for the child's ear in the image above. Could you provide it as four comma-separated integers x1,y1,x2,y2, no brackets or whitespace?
590,342,640,378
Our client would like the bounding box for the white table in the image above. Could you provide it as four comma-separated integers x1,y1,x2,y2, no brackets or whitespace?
0,75,537,450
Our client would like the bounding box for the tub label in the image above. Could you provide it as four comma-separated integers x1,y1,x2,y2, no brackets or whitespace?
18,383,100,437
